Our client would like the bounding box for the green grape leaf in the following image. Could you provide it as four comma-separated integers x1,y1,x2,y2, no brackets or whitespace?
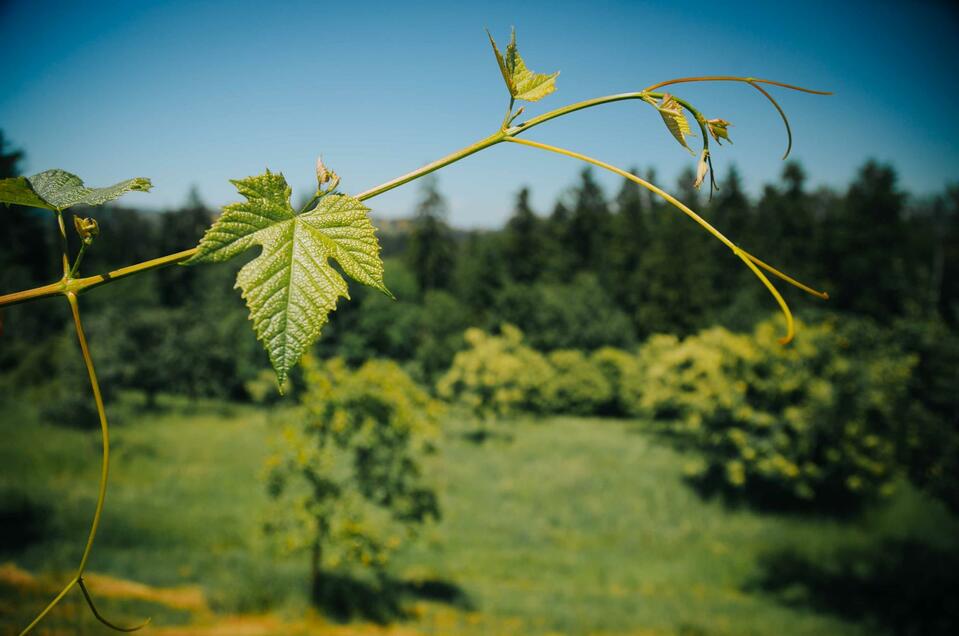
0,177,51,209
487,28,558,102
643,94,695,154
0,169,151,211
185,170,391,386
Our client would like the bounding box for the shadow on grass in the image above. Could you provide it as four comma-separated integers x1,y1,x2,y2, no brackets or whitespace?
0,489,50,551
682,468,873,519
752,538,959,635
461,427,514,445
312,572,473,623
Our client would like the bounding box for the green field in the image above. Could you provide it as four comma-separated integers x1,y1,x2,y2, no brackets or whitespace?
1,397,956,635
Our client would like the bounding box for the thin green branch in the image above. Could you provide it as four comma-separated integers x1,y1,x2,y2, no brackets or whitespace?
78,578,152,632
639,75,830,160
504,135,828,344
19,293,150,635
66,292,110,575
354,130,506,201
55,210,70,277
16,577,77,636
746,80,794,159
642,75,832,95
0,92,710,309
0,79,828,310
68,243,88,279
510,91,656,135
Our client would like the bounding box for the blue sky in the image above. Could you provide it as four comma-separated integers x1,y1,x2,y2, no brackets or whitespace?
1,0,957,227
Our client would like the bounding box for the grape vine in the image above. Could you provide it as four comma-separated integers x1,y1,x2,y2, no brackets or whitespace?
0,27,829,634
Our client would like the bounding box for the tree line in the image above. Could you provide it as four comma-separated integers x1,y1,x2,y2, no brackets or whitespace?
1,130,957,402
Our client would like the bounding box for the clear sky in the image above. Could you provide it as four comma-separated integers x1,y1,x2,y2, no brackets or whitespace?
1,0,957,227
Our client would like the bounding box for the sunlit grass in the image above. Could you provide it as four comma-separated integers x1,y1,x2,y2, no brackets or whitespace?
1,398,955,635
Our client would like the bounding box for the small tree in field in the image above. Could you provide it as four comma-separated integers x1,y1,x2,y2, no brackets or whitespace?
264,356,441,597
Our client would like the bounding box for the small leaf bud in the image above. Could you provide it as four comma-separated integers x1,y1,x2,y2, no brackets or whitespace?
73,216,99,245
707,118,732,144
316,156,331,185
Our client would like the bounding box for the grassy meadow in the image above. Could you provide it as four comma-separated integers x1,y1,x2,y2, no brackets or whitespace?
1,397,956,635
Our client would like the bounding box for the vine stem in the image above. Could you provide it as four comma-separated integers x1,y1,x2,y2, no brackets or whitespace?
641,76,831,160
67,292,111,576
68,243,89,279
19,293,149,635
55,210,70,277
354,130,506,201
0,76,828,310
504,136,828,344
642,75,832,95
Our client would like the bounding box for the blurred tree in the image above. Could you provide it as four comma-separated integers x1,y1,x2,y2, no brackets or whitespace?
709,166,752,286
318,259,421,364
502,187,544,283
928,185,959,325
453,231,507,318
405,175,455,293
0,131,62,372
607,169,647,316
754,162,818,286
155,186,213,306
566,168,612,274
414,290,471,383
265,357,441,599
541,198,575,280
494,273,635,350
822,161,910,318
633,168,716,336
0,131,52,287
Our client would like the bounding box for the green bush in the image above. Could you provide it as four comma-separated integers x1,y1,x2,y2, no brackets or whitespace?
620,334,679,418
542,350,612,415
264,356,441,584
591,346,641,416
634,316,915,507
436,325,554,419
244,369,291,404
891,318,959,513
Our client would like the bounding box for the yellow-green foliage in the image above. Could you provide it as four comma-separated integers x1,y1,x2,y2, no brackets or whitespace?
620,335,679,418
244,368,291,404
634,316,915,505
264,356,441,574
437,325,554,418
543,350,613,415
591,346,642,415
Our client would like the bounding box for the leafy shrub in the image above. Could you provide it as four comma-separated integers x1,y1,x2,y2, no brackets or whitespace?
264,356,441,585
244,369,291,404
436,325,554,418
591,346,641,416
542,350,612,415
620,334,679,418
891,318,959,513
634,316,915,508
